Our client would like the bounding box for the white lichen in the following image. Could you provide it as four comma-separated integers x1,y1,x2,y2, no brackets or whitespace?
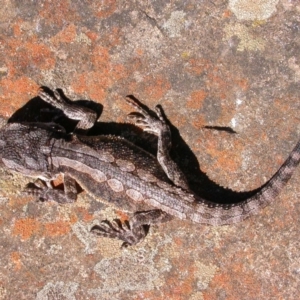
162,11,186,37
223,23,265,51
229,0,279,20
36,281,78,300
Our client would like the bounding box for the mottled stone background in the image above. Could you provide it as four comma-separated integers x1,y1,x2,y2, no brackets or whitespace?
0,1,299,299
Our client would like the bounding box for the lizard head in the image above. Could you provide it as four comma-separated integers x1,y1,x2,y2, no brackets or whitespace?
0,123,56,177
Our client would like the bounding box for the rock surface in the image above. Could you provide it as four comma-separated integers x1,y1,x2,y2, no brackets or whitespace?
0,1,299,299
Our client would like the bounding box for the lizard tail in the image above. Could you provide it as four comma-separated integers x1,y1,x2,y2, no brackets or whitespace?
191,139,300,225
245,139,300,211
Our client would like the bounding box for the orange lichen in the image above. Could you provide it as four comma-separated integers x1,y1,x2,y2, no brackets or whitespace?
204,270,272,300
169,113,187,128
0,76,38,96
236,78,248,91
10,251,22,271
13,218,40,240
186,90,207,109
111,63,126,81
44,221,71,237
92,45,111,71
69,213,79,224
94,0,117,18
15,40,56,71
223,9,232,18
85,30,98,42
173,236,184,247
51,23,77,45
143,74,171,103
214,150,241,173
191,115,206,129
205,65,249,101
0,77,39,116
8,195,33,209
163,269,194,299
72,43,126,104
72,71,111,103
185,58,210,76
136,48,144,56
206,71,228,96
103,27,122,47
12,22,22,37
75,207,94,222
39,2,79,26
203,136,243,173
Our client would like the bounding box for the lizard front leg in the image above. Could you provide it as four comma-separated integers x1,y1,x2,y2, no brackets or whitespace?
38,88,98,132
25,174,77,204
91,210,173,247
125,96,190,190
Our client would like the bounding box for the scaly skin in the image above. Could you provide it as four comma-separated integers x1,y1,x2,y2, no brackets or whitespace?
0,88,299,246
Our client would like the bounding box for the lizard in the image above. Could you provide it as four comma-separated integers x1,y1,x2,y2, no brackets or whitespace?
0,88,299,247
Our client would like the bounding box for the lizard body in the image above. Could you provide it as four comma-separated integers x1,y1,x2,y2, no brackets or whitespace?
0,88,299,246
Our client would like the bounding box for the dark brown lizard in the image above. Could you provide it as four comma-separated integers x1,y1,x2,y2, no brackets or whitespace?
0,88,299,246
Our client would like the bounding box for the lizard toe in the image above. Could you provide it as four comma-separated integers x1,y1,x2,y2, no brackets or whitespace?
91,219,147,247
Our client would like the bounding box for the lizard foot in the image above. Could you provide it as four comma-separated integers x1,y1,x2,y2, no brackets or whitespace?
23,181,49,201
91,219,148,248
39,87,98,131
24,182,76,204
91,210,171,247
125,96,168,136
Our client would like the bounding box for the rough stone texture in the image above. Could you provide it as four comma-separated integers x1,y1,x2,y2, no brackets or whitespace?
0,1,299,299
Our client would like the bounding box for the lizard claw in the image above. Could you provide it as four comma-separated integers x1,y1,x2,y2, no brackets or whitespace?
125,96,168,137
127,112,149,126
38,87,67,108
91,219,147,247
23,182,50,202
23,181,76,204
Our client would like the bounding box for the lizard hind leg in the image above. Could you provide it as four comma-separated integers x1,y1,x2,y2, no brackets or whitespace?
91,210,172,247
23,174,77,204
125,96,190,190
91,219,148,248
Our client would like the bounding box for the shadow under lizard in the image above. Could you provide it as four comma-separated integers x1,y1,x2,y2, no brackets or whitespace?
0,88,299,247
